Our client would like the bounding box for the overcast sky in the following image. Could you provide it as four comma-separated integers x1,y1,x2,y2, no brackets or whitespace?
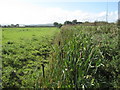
0,0,119,24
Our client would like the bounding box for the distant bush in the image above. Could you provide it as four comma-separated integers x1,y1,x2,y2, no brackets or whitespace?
53,22,62,28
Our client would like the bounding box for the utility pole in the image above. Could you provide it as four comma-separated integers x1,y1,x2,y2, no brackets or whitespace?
105,0,108,32
118,1,120,21
118,1,120,26
106,0,108,23
118,1,120,50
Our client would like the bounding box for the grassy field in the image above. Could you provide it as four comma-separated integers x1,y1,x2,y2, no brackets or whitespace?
2,25,120,88
2,27,59,88
2,27,59,43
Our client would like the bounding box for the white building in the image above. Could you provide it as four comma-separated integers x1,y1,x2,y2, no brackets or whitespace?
19,24,25,27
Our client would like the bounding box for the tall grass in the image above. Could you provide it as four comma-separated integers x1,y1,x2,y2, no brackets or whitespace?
43,24,119,88
0,27,2,88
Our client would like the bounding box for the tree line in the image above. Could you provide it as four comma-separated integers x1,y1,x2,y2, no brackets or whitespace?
53,19,82,28
53,19,118,28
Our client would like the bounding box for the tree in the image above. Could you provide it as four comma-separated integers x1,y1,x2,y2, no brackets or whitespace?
58,23,62,28
85,21,89,23
72,19,77,25
53,22,59,27
11,24,14,27
53,22,62,28
64,21,72,25
16,24,19,27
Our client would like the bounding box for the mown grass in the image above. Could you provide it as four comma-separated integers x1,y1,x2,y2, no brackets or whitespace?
2,27,59,43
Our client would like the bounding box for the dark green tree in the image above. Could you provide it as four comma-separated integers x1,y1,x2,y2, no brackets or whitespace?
53,22,59,27
72,19,77,25
16,24,19,27
11,24,14,27
58,23,62,28
64,21,72,25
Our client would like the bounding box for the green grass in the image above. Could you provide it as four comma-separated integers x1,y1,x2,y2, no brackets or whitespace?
2,25,120,88
2,27,59,43
2,27,59,88
0,27,2,88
